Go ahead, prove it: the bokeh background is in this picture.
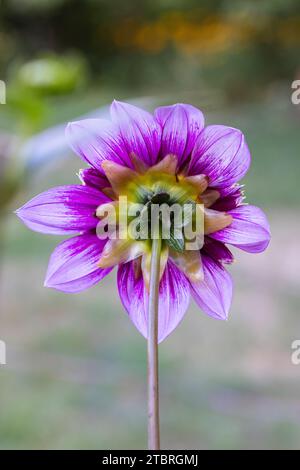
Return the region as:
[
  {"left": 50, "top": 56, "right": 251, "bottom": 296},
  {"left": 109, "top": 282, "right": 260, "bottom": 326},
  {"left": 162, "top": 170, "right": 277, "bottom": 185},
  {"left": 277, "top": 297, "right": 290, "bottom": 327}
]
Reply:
[{"left": 1, "top": 0, "right": 300, "bottom": 450}]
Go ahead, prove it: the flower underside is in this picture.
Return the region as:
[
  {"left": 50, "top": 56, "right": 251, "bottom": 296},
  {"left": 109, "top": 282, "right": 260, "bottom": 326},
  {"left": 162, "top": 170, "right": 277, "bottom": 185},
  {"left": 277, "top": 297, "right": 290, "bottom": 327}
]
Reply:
[
  {"left": 97, "top": 153, "right": 232, "bottom": 288},
  {"left": 15, "top": 100, "right": 271, "bottom": 343}
]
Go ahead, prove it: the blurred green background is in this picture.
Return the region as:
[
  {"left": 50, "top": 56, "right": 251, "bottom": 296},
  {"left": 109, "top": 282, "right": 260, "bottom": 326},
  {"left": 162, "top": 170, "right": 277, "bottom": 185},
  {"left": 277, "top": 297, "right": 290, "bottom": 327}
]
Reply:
[{"left": 1, "top": 0, "right": 300, "bottom": 450}]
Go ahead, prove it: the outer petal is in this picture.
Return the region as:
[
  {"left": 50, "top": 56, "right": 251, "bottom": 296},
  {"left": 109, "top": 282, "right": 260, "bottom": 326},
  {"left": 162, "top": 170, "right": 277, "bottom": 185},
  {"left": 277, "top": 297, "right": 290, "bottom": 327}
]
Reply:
[
  {"left": 98, "top": 239, "right": 146, "bottom": 268},
  {"left": 210, "top": 205, "right": 271, "bottom": 253},
  {"left": 45, "top": 233, "right": 113, "bottom": 293},
  {"left": 117, "top": 260, "right": 190, "bottom": 343},
  {"left": 101, "top": 160, "right": 138, "bottom": 195},
  {"left": 110, "top": 100, "right": 161, "bottom": 166},
  {"left": 15, "top": 185, "right": 109, "bottom": 235},
  {"left": 169, "top": 249, "right": 203, "bottom": 283},
  {"left": 191, "top": 254, "right": 233, "bottom": 320},
  {"left": 188, "top": 125, "right": 251, "bottom": 187},
  {"left": 66, "top": 118, "right": 132, "bottom": 173},
  {"left": 204, "top": 208, "right": 233, "bottom": 235},
  {"left": 155, "top": 103, "right": 204, "bottom": 165}
]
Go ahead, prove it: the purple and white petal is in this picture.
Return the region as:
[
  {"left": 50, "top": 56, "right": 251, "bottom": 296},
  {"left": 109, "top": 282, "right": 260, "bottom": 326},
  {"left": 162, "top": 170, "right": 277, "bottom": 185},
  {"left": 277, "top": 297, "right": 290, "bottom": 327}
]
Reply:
[
  {"left": 211, "top": 185, "right": 244, "bottom": 212},
  {"left": 191, "top": 254, "right": 233, "bottom": 320},
  {"left": 66, "top": 118, "right": 132, "bottom": 173},
  {"left": 210, "top": 205, "right": 271, "bottom": 253},
  {"left": 45, "top": 233, "right": 112, "bottom": 293},
  {"left": 110, "top": 100, "right": 161, "bottom": 166},
  {"left": 155, "top": 103, "right": 204, "bottom": 165},
  {"left": 78, "top": 167, "right": 110, "bottom": 190},
  {"left": 16, "top": 185, "right": 109, "bottom": 235},
  {"left": 202, "top": 237, "right": 234, "bottom": 264},
  {"left": 188, "top": 125, "right": 251, "bottom": 187},
  {"left": 117, "top": 259, "right": 190, "bottom": 343}
]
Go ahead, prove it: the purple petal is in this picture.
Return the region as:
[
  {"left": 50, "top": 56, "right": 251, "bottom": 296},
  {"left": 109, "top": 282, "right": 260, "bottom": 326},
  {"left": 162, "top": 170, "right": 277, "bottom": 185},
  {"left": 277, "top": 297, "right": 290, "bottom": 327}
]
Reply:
[
  {"left": 181, "top": 104, "right": 205, "bottom": 158},
  {"left": 66, "top": 118, "right": 132, "bottom": 173},
  {"left": 45, "top": 233, "right": 113, "bottom": 293},
  {"left": 202, "top": 237, "right": 234, "bottom": 264},
  {"left": 191, "top": 254, "right": 233, "bottom": 320},
  {"left": 188, "top": 125, "right": 251, "bottom": 187},
  {"left": 211, "top": 185, "right": 244, "bottom": 212},
  {"left": 210, "top": 205, "right": 271, "bottom": 253},
  {"left": 155, "top": 103, "right": 204, "bottom": 166},
  {"left": 16, "top": 185, "right": 109, "bottom": 235},
  {"left": 117, "top": 260, "right": 190, "bottom": 343},
  {"left": 110, "top": 100, "right": 161, "bottom": 166},
  {"left": 78, "top": 167, "right": 110, "bottom": 190}
]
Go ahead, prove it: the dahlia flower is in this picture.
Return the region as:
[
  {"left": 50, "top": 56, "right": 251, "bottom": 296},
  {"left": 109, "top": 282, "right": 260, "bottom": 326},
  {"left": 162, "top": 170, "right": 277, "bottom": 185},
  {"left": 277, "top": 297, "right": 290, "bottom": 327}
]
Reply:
[{"left": 16, "top": 101, "right": 270, "bottom": 343}]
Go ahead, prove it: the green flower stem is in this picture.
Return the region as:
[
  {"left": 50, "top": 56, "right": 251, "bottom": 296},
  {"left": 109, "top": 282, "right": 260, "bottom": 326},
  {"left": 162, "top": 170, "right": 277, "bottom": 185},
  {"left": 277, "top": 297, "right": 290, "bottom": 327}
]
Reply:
[{"left": 147, "top": 235, "right": 162, "bottom": 450}]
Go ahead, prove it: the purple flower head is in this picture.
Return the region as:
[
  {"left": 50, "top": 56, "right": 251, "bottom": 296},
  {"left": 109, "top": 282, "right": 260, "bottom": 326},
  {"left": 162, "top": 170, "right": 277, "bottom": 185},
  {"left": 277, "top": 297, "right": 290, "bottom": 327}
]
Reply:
[{"left": 16, "top": 101, "right": 270, "bottom": 342}]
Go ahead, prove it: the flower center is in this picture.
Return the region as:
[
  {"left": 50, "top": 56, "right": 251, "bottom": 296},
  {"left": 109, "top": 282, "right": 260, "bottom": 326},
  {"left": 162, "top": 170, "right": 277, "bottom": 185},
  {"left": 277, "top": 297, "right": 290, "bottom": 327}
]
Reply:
[
  {"left": 124, "top": 180, "right": 200, "bottom": 253},
  {"left": 148, "top": 191, "right": 170, "bottom": 205}
]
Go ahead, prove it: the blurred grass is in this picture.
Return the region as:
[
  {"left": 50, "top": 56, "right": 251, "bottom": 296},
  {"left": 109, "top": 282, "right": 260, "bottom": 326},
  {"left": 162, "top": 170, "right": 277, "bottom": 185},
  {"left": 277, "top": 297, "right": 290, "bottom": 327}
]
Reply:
[{"left": 1, "top": 90, "right": 300, "bottom": 449}]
